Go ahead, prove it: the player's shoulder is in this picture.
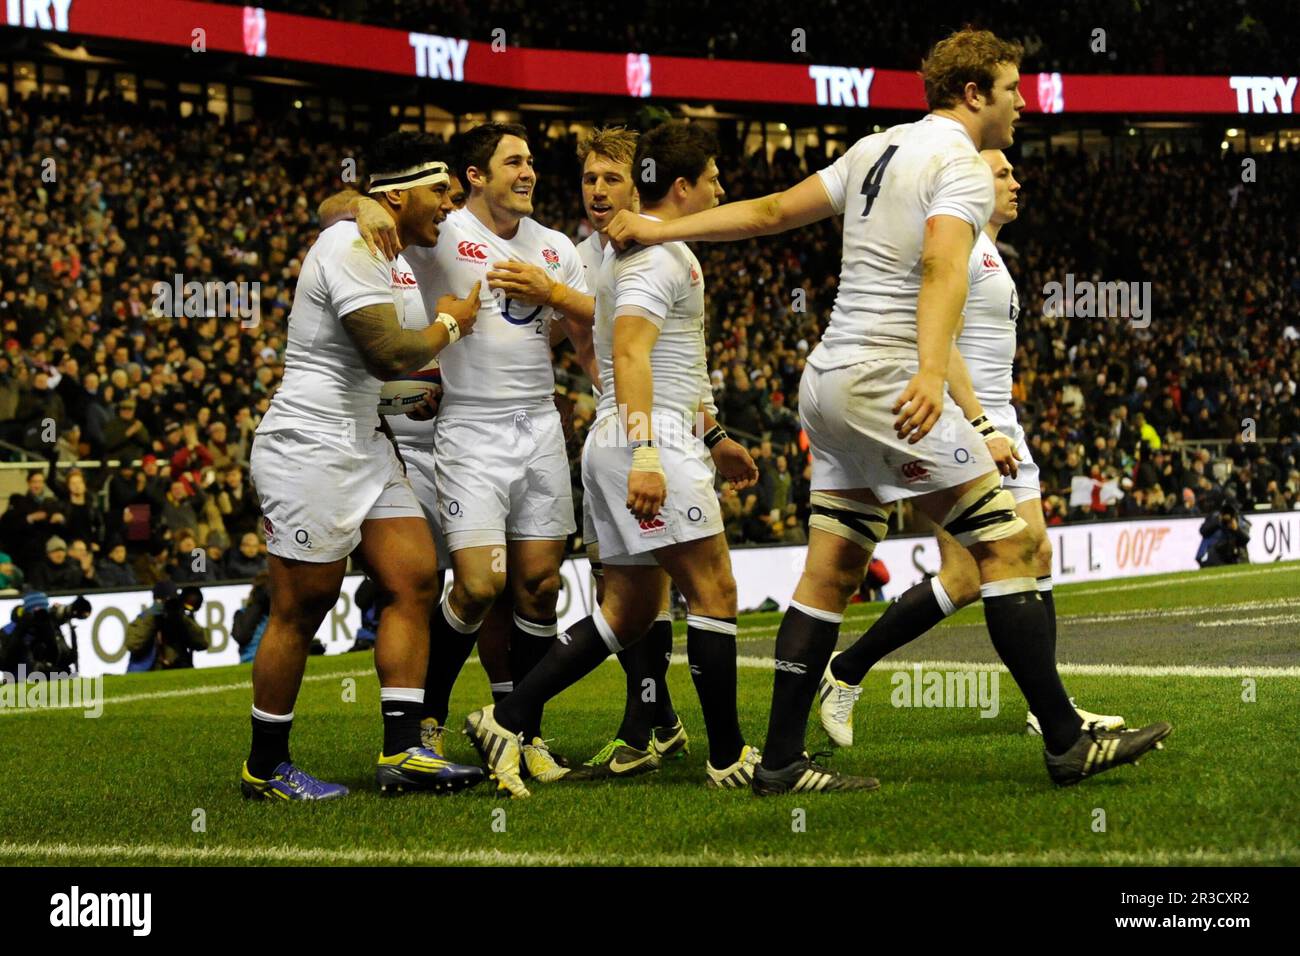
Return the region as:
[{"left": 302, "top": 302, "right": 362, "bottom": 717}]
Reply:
[
  {"left": 316, "top": 219, "right": 364, "bottom": 252},
  {"left": 521, "top": 216, "right": 579, "bottom": 254}
]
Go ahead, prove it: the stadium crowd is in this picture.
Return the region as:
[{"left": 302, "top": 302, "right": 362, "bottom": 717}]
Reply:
[
  {"left": 215, "top": 0, "right": 1298, "bottom": 76},
  {"left": 0, "top": 93, "right": 1296, "bottom": 589}
]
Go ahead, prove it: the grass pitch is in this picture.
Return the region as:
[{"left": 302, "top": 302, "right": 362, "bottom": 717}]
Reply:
[{"left": 3, "top": 561, "right": 1298, "bottom": 866}]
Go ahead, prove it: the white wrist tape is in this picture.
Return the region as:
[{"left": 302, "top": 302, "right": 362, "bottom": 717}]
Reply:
[
  {"left": 631, "top": 446, "right": 664, "bottom": 476},
  {"left": 436, "top": 312, "right": 461, "bottom": 345}
]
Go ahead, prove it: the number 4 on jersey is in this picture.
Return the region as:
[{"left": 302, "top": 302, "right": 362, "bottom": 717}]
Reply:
[{"left": 860, "top": 145, "right": 899, "bottom": 218}]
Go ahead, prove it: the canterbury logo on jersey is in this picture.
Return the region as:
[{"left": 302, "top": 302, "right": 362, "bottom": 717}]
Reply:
[
  {"left": 457, "top": 241, "right": 488, "bottom": 260},
  {"left": 901, "top": 460, "right": 929, "bottom": 482},
  {"left": 638, "top": 515, "right": 667, "bottom": 535},
  {"left": 981, "top": 252, "right": 999, "bottom": 271},
  {"left": 390, "top": 268, "right": 417, "bottom": 287},
  {"left": 774, "top": 659, "right": 807, "bottom": 674}
]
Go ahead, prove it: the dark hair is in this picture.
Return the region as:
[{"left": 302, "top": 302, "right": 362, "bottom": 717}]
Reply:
[
  {"left": 365, "top": 130, "right": 444, "bottom": 184},
  {"left": 455, "top": 122, "right": 529, "bottom": 191},
  {"left": 633, "top": 121, "right": 718, "bottom": 204}
]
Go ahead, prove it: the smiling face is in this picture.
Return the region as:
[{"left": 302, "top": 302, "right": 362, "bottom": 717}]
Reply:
[
  {"left": 470, "top": 134, "right": 535, "bottom": 221},
  {"left": 981, "top": 149, "right": 1020, "bottom": 224},
  {"left": 582, "top": 152, "right": 636, "bottom": 232}
]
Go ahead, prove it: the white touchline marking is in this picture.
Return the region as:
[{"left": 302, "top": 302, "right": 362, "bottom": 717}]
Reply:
[
  {"left": 673, "top": 655, "right": 1300, "bottom": 679},
  {"left": 0, "top": 841, "right": 1291, "bottom": 868},
  {"left": 1197, "top": 614, "right": 1300, "bottom": 628}
]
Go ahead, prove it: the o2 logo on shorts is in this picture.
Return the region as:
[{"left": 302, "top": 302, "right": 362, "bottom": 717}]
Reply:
[
  {"left": 638, "top": 515, "right": 667, "bottom": 536},
  {"left": 954, "top": 447, "right": 972, "bottom": 464},
  {"left": 446, "top": 500, "right": 462, "bottom": 517},
  {"left": 263, "top": 517, "right": 274, "bottom": 539},
  {"left": 687, "top": 506, "right": 703, "bottom": 522},
  {"left": 295, "top": 529, "right": 311, "bottom": 547},
  {"left": 900, "top": 460, "right": 929, "bottom": 483}
]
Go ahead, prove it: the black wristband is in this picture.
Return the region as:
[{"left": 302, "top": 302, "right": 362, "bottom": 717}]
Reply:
[{"left": 703, "top": 425, "right": 727, "bottom": 449}]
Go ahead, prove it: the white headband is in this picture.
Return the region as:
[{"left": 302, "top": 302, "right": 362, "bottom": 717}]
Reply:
[{"left": 367, "top": 160, "right": 450, "bottom": 194}]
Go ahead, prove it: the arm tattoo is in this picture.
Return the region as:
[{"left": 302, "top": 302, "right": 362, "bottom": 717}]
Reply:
[{"left": 341, "top": 304, "right": 438, "bottom": 380}]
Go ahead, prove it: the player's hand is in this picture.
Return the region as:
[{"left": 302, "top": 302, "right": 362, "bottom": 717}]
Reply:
[
  {"left": 892, "top": 369, "right": 945, "bottom": 443},
  {"left": 627, "top": 470, "right": 666, "bottom": 522},
  {"left": 711, "top": 438, "right": 759, "bottom": 490},
  {"left": 436, "top": 280, "right": 482, "bottom": 338},
  {"left": 985, "top": 433, "right": 1022, "bottom": 478},
  {"left": 487, "top": 260, "right": 554, "bottom": 306},
  {"left": 606, "top": 210, "right": 659, "bottom": 252},
  {"left": 407, "top": 386, "right": 441, "bottom": 421},
  {"left": 355, "top": 197, "right": 399, "bottom": 261}
]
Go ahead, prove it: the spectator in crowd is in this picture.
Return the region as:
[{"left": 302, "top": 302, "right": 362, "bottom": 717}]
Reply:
[
  {"left": 101, "top": 398, "right": 151, "bottom": 463},
  {"left": 223, "top": 532, "right": 268, "bottom": 579},
  {"left": 0, "top": 550, "right": 25, "bottom": 591},
  {"left": 97, "top": 539, "right": 139, "bottom": 588},
  {"left": 27, "top": 536, "right": 87, "bottom": 591}
]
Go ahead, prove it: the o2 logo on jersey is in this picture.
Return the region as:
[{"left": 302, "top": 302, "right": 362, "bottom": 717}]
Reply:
[
  {"left": 954, "top": 448, "right": 972, "bottom": 464},
  {"left": 687, "top": 506, "right": 703, "bottom": 522},
  {"left": 493, "top": 288, "right": 544, "bottom": 329},
  {"left": 295, "top": 529, "right": 311, "bottom": 546},
  {"left": 446, "top": 500, "right": 462, "bottom": 517}
]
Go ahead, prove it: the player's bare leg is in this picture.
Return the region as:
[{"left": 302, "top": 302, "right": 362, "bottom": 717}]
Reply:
[
  {"left": 242, "top": 553, "right": 353, "bottom": 800},
  {"left": 358, "top": 515, "right": 485, "bottom": 794}
]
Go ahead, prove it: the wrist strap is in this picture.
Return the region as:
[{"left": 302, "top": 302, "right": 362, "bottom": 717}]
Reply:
[
  {"left": 436, "top": 312, "right": 461, "bottom": 345},
  {"left": 703, "top": 425, "right": 727, "bottom": 449},
  {"left": 969, "top": 414, "right": 995, "bottom": 438},
  {"left": 546, "top": 280, "right": 564, "bottom": 308},
  {"left": 631, "top": 445, "right": 663, "bottom": 475}
]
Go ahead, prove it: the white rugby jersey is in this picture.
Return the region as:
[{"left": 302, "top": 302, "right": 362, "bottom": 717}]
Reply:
[
  {"left": 582, "top": 227, "right": 717, "bottom": 416},
  {"left": 813, "top": 114, "right": 994, "bottom": 367},
  {"left": 404, "top": 206, "right": 587, "bottom": 415},
  {"left": 384, "top": 252, "right": 439, "bottom": 445},
  {"left": 594, "top": 216, "right": 708, "bottom": 423},
  {"left": 958, "top": 231, "right": 1020, "bottom": 409},
  {"left": 257, "top": 221, "right": 397, "bottom": 436}
]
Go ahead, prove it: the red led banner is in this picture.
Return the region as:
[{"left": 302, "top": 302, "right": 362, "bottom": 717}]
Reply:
[{"left": 6, "top": 0, "right": 1294, "bottom": 114}]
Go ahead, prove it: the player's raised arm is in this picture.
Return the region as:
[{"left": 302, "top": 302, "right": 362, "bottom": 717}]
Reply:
[
  {"left": 341, "top": 281, "right": 480, "bottom": 380},
  {"left": 319, "top": 190, "right": 399, "bottom": 260},
  {"left": 606, "top": 171, "right": 836, "bottom": 248}
]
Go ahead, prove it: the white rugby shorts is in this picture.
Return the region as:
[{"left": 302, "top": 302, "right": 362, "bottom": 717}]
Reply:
[
  {"left": 251, "top": 427, "right": 423, "bottom": 563},
  {"left": 801, "top": 358, "right": 996, "bottom": 503},
  {"left": 433, "top": 405, "right": 576, "bottom": 551},
  {"left": 581, "top": 410, "right": 723, "bottom": 565},
  {"left": 984, "top": 404, "right": 1041, "bottom": 503}
]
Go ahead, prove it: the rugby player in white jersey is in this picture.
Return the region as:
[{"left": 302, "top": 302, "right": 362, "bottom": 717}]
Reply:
[
  {"left": 322, "top": 124, "right": 591, "bottom": 785},
  {"left": 466, "top": 122, "right": 763, "bottom": 797},
  {"left": 608, "top": 29, "right": 1171, "bottom": 792},
  {"left": 241, "top": 131, "right": 485, "bottom": 800},
  {"left": 565, "top": 127, "right": 756, "bottom": 778},
  {"left": 818, "top": 148, "right": 1125, "bottom": 744}
]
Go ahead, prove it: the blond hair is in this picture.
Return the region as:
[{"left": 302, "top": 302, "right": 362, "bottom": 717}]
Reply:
[{"left": 577, "top": 126, "right": 638, "bottom": 170}]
